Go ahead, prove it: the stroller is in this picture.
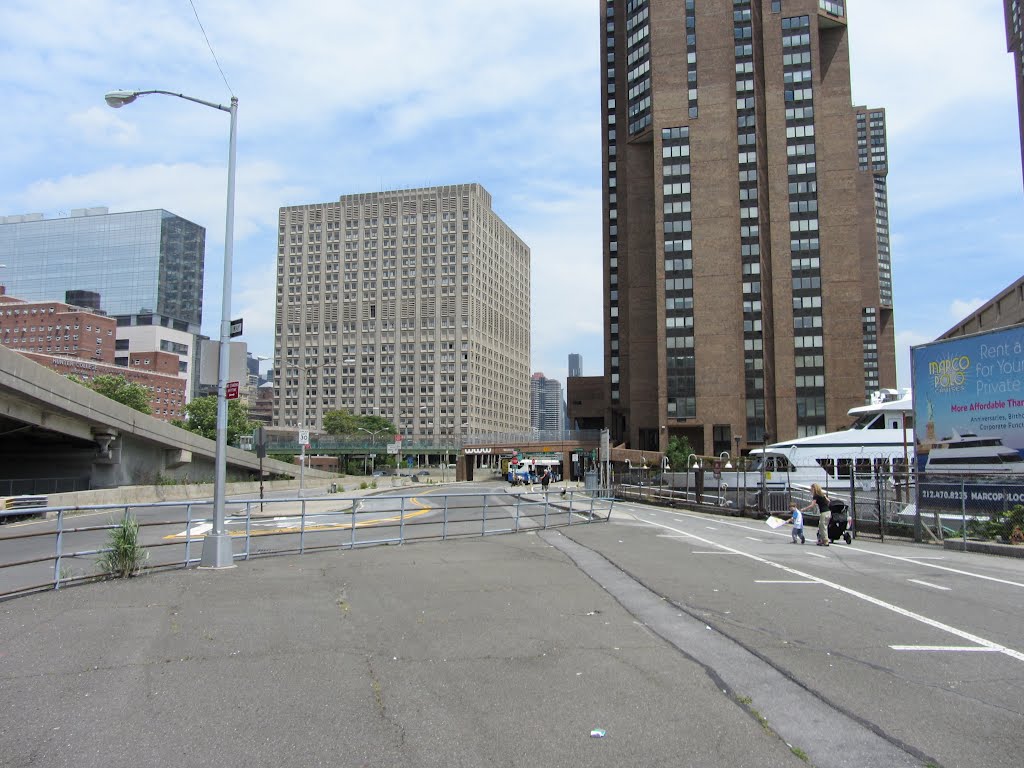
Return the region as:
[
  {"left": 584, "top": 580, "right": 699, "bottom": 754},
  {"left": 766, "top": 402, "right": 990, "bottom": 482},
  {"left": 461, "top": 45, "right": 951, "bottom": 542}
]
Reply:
[{"left": 827, "top": 499, "right": 853, "bottom": 545}]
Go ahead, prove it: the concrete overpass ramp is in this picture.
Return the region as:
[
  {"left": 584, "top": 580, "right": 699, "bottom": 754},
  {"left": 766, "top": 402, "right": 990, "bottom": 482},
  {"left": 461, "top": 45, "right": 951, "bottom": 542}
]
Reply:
[{"left": 0, "top": 346, "right": 322, "bottom": 491}]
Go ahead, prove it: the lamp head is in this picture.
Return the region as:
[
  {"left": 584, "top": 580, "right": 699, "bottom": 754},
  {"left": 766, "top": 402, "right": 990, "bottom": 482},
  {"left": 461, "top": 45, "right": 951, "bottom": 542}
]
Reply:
[{"left": 104, "top": 90, "right": 138, "bottom": 108}]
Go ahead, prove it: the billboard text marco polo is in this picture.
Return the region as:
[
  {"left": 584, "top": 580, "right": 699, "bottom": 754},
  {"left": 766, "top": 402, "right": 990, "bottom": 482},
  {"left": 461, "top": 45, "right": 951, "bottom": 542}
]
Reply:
[{"left": 928, "top": 354, "right": 970, "bottom": 392}]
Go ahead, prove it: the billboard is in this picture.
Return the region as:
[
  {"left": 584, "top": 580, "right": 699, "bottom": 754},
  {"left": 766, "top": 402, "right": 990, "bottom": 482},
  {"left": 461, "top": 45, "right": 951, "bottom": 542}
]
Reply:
[{"left": 911, "top": 325, "right": 1024, "bottom": 474}]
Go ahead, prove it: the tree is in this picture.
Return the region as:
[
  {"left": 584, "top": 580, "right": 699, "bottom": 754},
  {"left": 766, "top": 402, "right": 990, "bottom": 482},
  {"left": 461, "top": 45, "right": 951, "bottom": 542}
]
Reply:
[
  {"left": 68, "top": 374, "right": 152, "bottom": 415},
  {"left": 172, "top": 396, "right": 254, "bottom": 446},
  {"left": 323, "top": 409, "right": 396, "bottom": 438},
  {"left": 665, "top": 435, "right": 695, "bottom": 473},
  {"left": 323, "top": 409, "right": 359, "bottom": 435}
]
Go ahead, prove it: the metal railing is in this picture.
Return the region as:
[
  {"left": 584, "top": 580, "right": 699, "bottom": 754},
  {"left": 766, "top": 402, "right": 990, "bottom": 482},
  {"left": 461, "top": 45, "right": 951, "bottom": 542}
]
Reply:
[
  {"left": 0, "top": 477, "right": 90, "bottom": 496},
  {"left": 0, "top": 489, "right": 614, "bottom": 601}
]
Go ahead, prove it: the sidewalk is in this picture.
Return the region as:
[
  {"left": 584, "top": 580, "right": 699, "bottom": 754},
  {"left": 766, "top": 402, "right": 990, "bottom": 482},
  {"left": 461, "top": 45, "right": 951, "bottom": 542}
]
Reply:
[{"left": 2, "top": 527, "right": 800, "bottom": 768}]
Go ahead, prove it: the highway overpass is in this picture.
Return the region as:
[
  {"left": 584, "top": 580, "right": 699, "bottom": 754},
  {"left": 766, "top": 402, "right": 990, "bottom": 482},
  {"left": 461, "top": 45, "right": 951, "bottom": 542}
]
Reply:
[{"left": 0, "top": 345, "right": 318, "bottom": 494}]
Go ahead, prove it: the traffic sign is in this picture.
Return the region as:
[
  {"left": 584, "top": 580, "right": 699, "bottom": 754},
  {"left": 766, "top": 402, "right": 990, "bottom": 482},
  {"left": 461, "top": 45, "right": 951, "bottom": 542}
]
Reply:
[
  {"left": 230, "top": 318, "right": 244, "bottom": 337},
  {"left": 386, "top": 443, "right": 399, "bottom": 454},
  {"left": 225, "top": 381, "right": 239, "bottom": 399},
  {"left": 298, "top": 429, "right": 310, "bottom": 446}
]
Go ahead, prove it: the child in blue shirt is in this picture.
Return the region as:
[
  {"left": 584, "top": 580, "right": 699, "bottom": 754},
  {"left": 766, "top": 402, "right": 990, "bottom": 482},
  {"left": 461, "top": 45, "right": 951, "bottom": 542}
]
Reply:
[{"left": 788, "top": 503, "right": 805, "bottom": 544}]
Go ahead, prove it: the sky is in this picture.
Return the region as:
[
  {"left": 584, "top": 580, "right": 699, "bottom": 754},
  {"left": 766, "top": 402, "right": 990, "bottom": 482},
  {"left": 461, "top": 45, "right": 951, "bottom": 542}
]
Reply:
[{"left": 1, "top": 0, "right": 1022, "bottom": 395}]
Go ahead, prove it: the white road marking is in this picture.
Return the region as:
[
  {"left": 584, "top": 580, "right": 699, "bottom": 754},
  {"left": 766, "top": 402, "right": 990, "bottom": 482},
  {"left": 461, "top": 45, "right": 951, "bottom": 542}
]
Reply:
[
  {"left": 658, "top": 509, "right": 1024, "bottom": 590},
  {"left": 745, "top": 537, "right": 762, "bottom": 542},
  {"left": 908, "top": 579, "right": 951, "bottom": 591},
  {"left": 632, "top": 514, "right": 1024, "bottom": 663},
  {"left": 656, "top": 534, "right": 690, "bottom": 539},
  {"left": 691, "top": 551, "right": 745, "bottom": 555},
  {"left": 890, "top": 646, "right": 1000, "bottom": 653},
  {"left": 705, "top": 526, "right": 718, "bottom": 530},
  {"left": 755, "top": 580, "right": 818, "bottom": 584},
  {"left": 804, "top": 552, "right": 828, "bottom": 559}
]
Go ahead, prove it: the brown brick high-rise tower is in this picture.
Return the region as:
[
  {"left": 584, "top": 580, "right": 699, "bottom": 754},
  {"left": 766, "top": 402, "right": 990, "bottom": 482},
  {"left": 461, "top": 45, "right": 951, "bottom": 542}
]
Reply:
[{"left": 601, "top": 0, "right": 895, "bottom": 455}]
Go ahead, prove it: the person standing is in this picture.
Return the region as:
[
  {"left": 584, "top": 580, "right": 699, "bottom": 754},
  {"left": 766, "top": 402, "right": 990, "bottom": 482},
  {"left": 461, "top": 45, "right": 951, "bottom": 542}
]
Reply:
[
  {"left": 541, "top": 468, "right": 551, "bottom": 491},
  {"left": 802, "top": 483, "right": 831, "bottom": 546}
]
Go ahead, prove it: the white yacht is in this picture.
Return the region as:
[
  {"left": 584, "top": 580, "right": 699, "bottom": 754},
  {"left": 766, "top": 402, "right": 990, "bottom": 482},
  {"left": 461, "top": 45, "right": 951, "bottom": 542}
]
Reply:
[
  {"left": 924, "top": 430, "right": 1024, "bottom": 474},
  {"left": 740, "top": 389, "right": 914, "bottom": 492}
]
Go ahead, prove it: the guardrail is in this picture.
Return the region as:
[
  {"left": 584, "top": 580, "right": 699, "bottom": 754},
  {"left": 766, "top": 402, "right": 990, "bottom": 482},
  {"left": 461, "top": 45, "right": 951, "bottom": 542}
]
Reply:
[{"left": 0, "top": 488, "right": 615, "bottom": 601}]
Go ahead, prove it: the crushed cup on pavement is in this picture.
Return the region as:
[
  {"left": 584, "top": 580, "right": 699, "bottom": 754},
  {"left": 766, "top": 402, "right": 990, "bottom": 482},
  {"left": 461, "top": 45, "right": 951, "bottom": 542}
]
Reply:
[{"left": 590, "top": 728, "right": 606, "bottom": 738}]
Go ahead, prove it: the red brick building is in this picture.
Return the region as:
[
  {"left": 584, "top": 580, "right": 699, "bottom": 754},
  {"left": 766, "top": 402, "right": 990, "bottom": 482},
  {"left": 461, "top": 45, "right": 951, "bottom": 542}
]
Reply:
[{"left": 0, "top": 290, "right": 186, "bottom": 421}]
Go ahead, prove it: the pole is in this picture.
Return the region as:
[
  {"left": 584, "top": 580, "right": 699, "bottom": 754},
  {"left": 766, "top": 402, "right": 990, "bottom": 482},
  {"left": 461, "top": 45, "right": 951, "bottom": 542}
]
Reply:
[
  {"left": 299, "top": 433, "right": 305, "bottom": 495},
  {"left": 201, "top": 96, "right": 238, "bottom": 568}
]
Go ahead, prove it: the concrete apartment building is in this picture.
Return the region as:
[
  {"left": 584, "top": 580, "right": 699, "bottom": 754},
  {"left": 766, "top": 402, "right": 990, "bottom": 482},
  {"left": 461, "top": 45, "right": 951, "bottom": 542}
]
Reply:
[
  {"left": 1007, "top": 0, "right": 1024, "bottom": 185},
  {"left": 600, "top": 0, "right": 895, "bottom": 456},
  {"left": 273, "top": 184, "right": 530, "bottom": 439},
  {"left": 0, "top": 207, "right": 206, "bottom": 401},
  {"left": 0, "top": 291, "right": 187, "bottom": 420}
]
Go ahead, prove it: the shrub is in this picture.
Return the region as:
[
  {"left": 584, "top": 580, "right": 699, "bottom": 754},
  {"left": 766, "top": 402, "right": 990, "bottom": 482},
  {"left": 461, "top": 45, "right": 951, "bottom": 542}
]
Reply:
[
  {"left": 966, "top": 503, "right": 1024, "bottom": 542},
  {"left": 97, "top": 514, "right": 148, "bottom": 578}
]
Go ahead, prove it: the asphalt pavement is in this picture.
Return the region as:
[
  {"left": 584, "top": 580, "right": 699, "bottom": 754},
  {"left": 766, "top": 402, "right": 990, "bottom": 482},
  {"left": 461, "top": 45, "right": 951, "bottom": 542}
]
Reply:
[{"left": 4, "top": 491, "right": 1017, "bottom": 767}]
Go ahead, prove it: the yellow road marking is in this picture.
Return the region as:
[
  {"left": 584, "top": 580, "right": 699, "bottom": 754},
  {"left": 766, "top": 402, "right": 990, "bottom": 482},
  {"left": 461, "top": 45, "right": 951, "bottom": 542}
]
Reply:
[{"left": 162, "top": 497, "right": 433, "bottom": 539}]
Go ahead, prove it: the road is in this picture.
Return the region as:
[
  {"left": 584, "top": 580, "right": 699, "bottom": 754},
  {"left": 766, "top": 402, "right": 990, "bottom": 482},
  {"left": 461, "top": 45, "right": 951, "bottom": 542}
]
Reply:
[
  {"left": 556, "top": 499, "right": 1024, "bottom": 768},
  {"left": 0, "top": 481, "right": 599, "bottom": 596},
  {"left": 3, "top": 486, "right": 1021, "bottom": 766}
]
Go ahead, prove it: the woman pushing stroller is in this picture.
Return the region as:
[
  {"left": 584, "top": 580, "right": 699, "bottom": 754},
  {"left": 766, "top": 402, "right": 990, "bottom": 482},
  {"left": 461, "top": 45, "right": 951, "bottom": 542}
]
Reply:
[{"left": 801, "top": 482, "right": 832, "bottom": 547}]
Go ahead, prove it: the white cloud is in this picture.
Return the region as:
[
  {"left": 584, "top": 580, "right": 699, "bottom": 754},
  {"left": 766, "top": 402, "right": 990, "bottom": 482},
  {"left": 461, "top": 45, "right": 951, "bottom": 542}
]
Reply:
[
  {"left": 1, "top": 0, "right": 1021, "bottom": 408},
  {"left": 66, "top": 107, "right": 139, "bottom": 146},
  {"left": 950, "top": 297, "right": 986, "bottom": 321},
  {"left": 894, "top": 329, "right": 934, "bottom": 390}
]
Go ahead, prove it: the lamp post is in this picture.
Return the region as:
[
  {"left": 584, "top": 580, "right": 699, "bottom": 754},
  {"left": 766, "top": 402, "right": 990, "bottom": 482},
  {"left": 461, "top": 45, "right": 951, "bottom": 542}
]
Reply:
[
  {"left": 106, "top": 88, "right": 238, "bottom": 569},
  {"left": 357, "top": 427, "right": 384, "bottom": 475}
]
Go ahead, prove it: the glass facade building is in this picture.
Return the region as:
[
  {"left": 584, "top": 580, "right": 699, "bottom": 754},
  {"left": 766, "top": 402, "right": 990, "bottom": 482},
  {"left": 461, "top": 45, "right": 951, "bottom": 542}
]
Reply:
[{"left": 0, "top": 208, "right": 205, "bottom": 332}]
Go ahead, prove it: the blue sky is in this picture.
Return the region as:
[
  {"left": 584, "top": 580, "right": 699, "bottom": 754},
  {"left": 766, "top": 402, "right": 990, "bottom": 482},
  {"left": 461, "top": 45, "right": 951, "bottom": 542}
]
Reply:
[{"left": 1, "top": 0, "right": 1021, "bottom": 395}]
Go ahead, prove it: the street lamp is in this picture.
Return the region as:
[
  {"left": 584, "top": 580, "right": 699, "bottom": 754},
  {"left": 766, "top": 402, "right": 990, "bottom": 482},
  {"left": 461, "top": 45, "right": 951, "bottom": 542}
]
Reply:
[
  {"left": 357, "top": 427, "right": 385, "bottom": 475},
  {"left": 106, "top": 88, "right": 238, "bottom": 569}
]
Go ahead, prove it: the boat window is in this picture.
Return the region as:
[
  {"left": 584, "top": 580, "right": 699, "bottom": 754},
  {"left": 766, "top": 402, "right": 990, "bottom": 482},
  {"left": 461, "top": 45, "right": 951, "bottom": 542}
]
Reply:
[
  {"left": 837, "top": 458, "right": 851, "bottom": 478},
  {"left": 816, "top": 457, "right": 836, "bottom": 476},
  {"left": 850, "top": 413, "right": 878, "bottom": 430}
]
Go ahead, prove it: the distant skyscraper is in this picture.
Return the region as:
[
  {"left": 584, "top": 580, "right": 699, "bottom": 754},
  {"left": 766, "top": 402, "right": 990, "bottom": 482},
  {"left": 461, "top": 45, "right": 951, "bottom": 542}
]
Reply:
[
  {"left": 274, "top": 184, "right": 531, "bottom": 437},
  {"left": 601, "top": 0, "right": 895, "bottom": 455},
  {"left": 1007, "top": 0, "right": 1024, "bottom": 185},
  {"left": 568, "top": 353, "right": 582, "bottom": 378},
  {"left": 531, "top": 372, "right": 564, "bottom": 432},
  {"left": 0, "top": 207, "right": 206, "bottom": 399}
]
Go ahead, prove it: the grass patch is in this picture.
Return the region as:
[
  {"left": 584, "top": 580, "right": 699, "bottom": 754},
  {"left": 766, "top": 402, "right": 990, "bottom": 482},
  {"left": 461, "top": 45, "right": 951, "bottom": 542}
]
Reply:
[{"left": 97, "top": 513, "right": 148, "bottom": 578}]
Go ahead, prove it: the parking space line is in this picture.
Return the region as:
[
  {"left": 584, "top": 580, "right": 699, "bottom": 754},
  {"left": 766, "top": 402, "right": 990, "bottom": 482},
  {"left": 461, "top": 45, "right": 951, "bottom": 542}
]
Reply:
[
  {"left": 691, "top": 551, "right": 745, "bottom": 555},
  {"left": 890, "top": 646, "right": 999, "bottom": 653},
  {"left": 632, "top": 514, "right": 1024, "bottom": 664},
  {"left": 660, "top": 509, "right": 1024, "bottom": 590},
  {"left": 908, "top": 579, "right": 951, "bottom": 591}
]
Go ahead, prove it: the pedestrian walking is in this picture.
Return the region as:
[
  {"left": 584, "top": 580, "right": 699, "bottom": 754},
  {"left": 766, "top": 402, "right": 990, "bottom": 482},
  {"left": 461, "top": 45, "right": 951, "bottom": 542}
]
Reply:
[
  {"left": 801, "top": 482, "right": 831, "bottom": 546},
  {"left": 541, "top": 468, "right": 551, "bottom": 491},
  {"left": 787, "top": 503, "right": 805, "bottom": 544}
]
